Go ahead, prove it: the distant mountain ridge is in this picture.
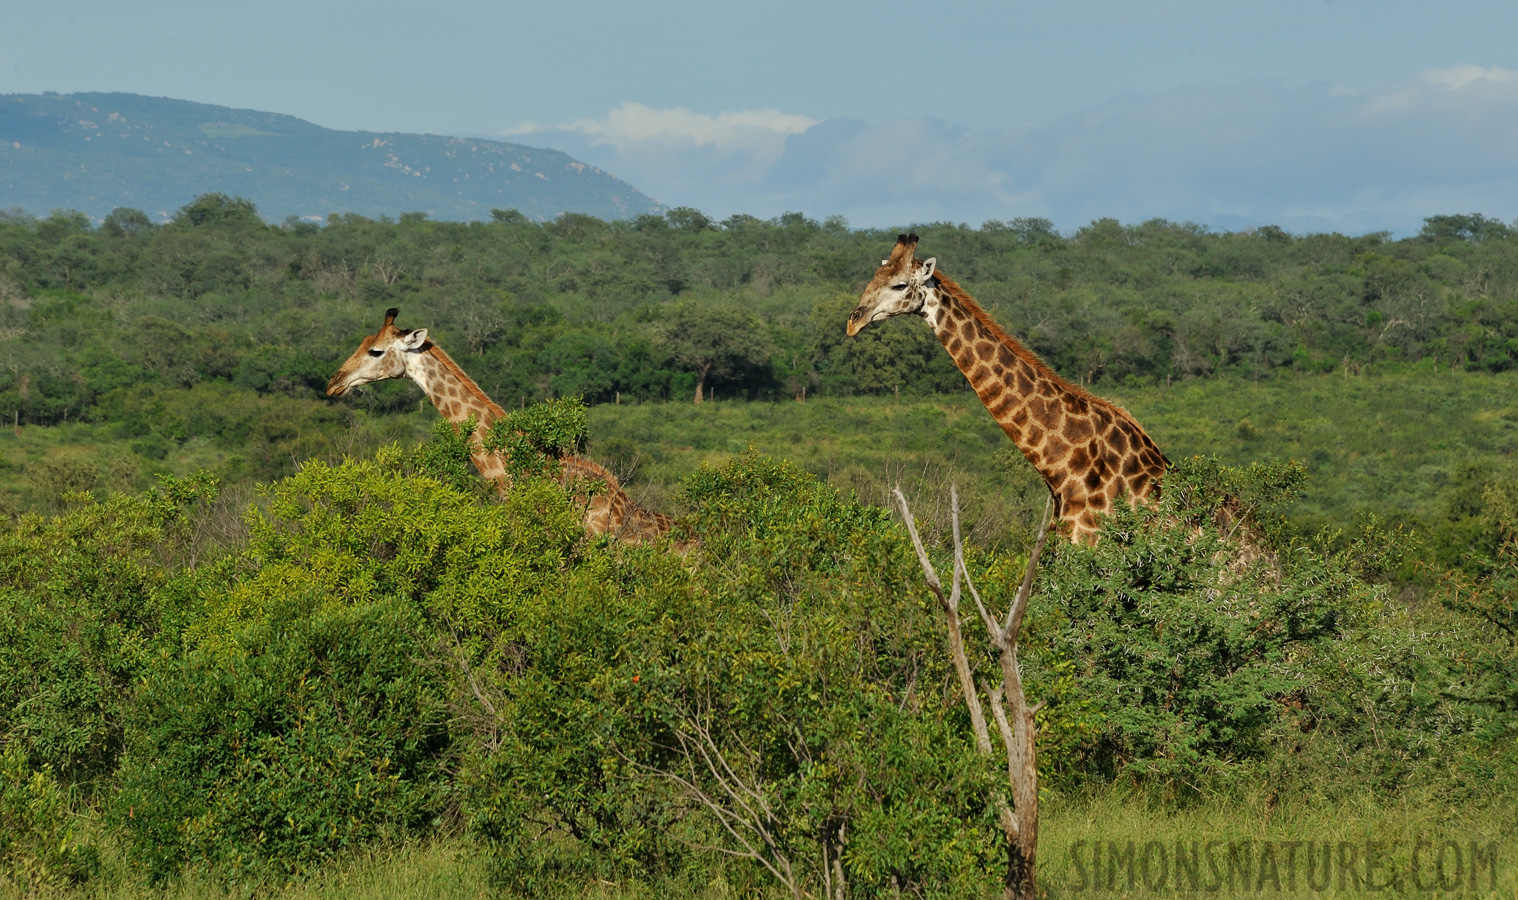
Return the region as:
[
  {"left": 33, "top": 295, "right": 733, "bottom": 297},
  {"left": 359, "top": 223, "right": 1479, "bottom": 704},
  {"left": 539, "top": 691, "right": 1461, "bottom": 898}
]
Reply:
[{"left": 0, "top": 92, "right": 663, "bottom": 222}]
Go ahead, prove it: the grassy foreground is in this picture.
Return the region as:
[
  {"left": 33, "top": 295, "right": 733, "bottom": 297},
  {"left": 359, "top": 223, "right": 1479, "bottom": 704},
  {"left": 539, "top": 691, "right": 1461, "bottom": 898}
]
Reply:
[
  {"left": 1037, "top": 789, "right": 1517, "bottom": 898},
  {"left": 19, "top": 789, "right": 1512, "bottom": 899},
  {"left": 1, "top": 837, "right": 488, "bottom": 900}
]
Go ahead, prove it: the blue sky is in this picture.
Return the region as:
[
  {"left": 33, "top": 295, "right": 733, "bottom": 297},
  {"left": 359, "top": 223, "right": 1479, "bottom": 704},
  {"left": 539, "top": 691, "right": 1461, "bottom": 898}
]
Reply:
[{"left": 6, "top": 0, "right": 1518, "bottom": 234}]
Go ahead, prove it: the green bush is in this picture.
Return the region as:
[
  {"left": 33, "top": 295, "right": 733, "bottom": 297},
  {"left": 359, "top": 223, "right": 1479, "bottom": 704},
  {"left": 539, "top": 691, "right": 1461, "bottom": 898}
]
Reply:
[
  {"left": 1018, "top": 455, "right": 1518, "bottom": 803},
  {"left": 1284, "top": 468, "right": 1518, "bottom": 796},
  {"left": 195, "top": 442, "right": 582, "bottom": 646},
  {"left": 115, "top": 596, "right": 452, "bottom": 883},
  {"left": 467, "top": 453, "right": 1028, "bottom": 899},
  {"left": 104, "top": 406, "right": 614, "bottom": 885},
  {"left": 0, "top": 474, "right": 218, "bottom": 790},
  {"left": 0, "top": 742, "right": 98, "bottom": 892},
  {"left": 1028, "top": 457, "right": 1374, "bottom": 782},
  {"left": 466, "top": 451, "right": 1438, "bottom": 895},
  {"left": 6, "top": 395, "right": 1515, "bottom": 895}
]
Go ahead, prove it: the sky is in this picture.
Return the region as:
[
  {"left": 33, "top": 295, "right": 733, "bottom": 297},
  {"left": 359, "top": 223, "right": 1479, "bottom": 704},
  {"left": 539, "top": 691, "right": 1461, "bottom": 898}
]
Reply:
[{"left": 5, "top": 0, "right": 1518, "bottom": 234}]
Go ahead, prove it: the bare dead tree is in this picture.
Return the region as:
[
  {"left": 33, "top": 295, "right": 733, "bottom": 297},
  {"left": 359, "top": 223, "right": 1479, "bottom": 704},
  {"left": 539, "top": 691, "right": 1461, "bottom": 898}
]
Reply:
[{"left": 893, "top": 485, "right": 1053, "bottom": 900}]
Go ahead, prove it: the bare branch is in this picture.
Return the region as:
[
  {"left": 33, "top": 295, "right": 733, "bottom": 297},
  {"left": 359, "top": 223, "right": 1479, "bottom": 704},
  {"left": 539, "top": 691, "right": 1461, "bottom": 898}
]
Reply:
[
  {"left": 896, "top": 484, "right": 992, "bottom": 754},
  {"left": 893, "top": 486, "right": 944, "bottom": 602},
  {"left": 949, "top": 485, "right": 964, "bottom": 611},
  {"left": 985, "top": 681, "right": 1020, "bottom": 840},
  {"left": 631, "top": 714, "right": 801, "bottom": 899},
  {"left": 901, "top": 483, "right": 1051, "bottom": 900},
  {"left": 1003, "top": 497, "right": 1055, "bottom": 639},
  {"left": 445, "top": 622, "right": 501, "bottom": 751}
]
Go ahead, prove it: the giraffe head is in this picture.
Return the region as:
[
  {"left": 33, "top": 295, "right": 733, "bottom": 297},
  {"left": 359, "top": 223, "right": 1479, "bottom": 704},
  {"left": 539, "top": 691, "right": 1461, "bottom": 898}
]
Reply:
[
  {"left": 845, "top": 233, "right": 937, "bottom": 336},
  {"left": 326, "top": 307, "right": 430, "bottom": 396}
]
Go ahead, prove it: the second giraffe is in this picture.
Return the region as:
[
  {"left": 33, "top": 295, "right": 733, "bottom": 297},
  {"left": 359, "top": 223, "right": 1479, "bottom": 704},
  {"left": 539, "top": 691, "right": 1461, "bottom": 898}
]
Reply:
[
  {"left": 847, "top": 233, "right": 1169, "bottom": 544},
  {"left": 327, "top": 308, "right": 673, "bottom": 544}
]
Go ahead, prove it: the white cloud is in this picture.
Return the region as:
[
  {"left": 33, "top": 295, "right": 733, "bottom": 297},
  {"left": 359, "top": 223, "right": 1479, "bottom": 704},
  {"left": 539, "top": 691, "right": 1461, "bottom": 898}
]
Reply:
[
  {"left": 1365, "top": 64, "right": 1518, "bottom": 114},
  {"left": 502, "top": 104, "right": 823, "bottom": 212},
  {"left": 505, "top": 72, "right": 1518, "bottom": 234},
  {"left": 1423, "top": 64, "right": 1518, "bottom": 90},
  {"left": 563, "top": 103, "right": 817, "bottom": 149},
  {"left": 507, "top": 103, "right": 816, "bottom": 150}
]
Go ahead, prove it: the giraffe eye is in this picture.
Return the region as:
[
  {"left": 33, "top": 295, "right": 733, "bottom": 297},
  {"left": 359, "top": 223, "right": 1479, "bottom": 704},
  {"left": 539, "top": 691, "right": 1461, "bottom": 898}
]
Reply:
[
  {"left": 892, "top": 283, "right": 908, "bottom": 291},
  {"left": 368, "top": 348, "right": 385, "bottom": 357}
]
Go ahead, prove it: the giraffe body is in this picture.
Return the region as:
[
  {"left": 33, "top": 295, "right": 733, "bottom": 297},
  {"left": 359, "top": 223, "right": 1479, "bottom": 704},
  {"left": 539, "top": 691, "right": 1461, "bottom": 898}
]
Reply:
[
  {"left": 847, "top": 235, "right": 1168, "bottom": 544},
  {"left": 327, "top": 308, "right": 672, "bottom": 543}
]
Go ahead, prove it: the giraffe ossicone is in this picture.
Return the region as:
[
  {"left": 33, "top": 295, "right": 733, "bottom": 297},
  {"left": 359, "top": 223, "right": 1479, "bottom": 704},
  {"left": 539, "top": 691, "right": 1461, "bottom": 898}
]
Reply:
[
  {"left": 327, "top": 307, "right": 673, "bottom": 543},
  {"left": 847, "top": 234, "right": 1169, "bottom": 544}
]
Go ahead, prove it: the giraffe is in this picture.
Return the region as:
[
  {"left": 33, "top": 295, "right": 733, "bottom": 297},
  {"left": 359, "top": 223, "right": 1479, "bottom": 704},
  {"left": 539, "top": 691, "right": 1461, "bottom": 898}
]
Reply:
[
  {"left": 326, "top": 308, "right": 673, "bottom": 543},
  {"left": 846, "top": 234, "right": 1168, "bottom": 544}
]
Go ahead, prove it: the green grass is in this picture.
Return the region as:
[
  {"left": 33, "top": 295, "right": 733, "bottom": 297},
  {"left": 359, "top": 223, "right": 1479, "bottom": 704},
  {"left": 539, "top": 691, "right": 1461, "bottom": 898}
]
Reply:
[
  {"left": 1, "top": 836, "right": 490, "bottom": 900},
  {"left": 1038, "top": 786, "right": 1517, "bottom": 898},
  {"left": 1116, "top": 366, "right": 1518, "bottom": 533},
  {"left": 24, "top": 792, "right": 1512, "bottom": 899},
  {"left": 589, "top": 367, "right": 1518, "bottom": 550}
]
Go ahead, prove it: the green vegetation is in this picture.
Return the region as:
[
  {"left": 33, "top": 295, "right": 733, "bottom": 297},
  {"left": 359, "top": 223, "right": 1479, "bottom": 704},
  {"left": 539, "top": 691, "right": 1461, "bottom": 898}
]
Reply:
[
  {"left": 3, "top": 196, "right": 1517, "bottom": 578},
  {"left": 582, "top": 370, "right": 1518, "bottom": 587},
  {"left": 4, "top": 201, "right": 1518, "bottom": 895},
  {"left": 2, "top": 402, "right": 1516, "bottom": 897}
]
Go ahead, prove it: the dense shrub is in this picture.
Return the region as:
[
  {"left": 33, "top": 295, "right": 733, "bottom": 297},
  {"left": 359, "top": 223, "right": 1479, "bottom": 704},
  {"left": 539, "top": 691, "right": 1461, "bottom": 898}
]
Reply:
[
  {"left": 458, "top": 449, "right": 1518, "bottom": 896},
  {"left": 4, "top": 397, "right": 1518, "bottom": 893},
  {"left": 0, "top": 474, "right": 218, "bottom": 789},
  {"left": 114, "top": 596, "right": 452, "bottom": 883},
  {"left": 193, "top": 441, "right": 582, "bottom": 647},
  {"left": 0, "top": 742, "right": 98, "bottom": 892},
  {"left": 1027, "top": 457, "right": 1518, "bottom": 799},
  {"left": 464, "top": 453, "right": 1019, "bottom": 898},
  {"left": 1030, "top": 458, "right": 1367, "bottom": 780}
]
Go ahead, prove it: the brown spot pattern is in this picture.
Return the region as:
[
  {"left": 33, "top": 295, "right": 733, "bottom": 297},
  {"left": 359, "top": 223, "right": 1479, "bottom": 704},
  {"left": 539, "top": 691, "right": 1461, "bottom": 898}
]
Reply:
[{"left": 913, "top": 266, "right": 1168, "bottom": 544}]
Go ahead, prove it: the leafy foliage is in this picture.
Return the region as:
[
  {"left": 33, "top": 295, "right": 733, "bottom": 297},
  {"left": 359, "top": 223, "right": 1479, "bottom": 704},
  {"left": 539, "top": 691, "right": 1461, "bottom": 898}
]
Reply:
[
  {"left": 1030, "top": 458, "right": 1359, "bottom": 780},
  {"left": 0, "top": 474, "right": 219, "bottom": 789},
  {"left": 481, "top": 394, "right": 591, "bottom": 475},
  {"left": 466, "top": 453, "right": 1013, "bottom": 898},
  {"left": 0, "top": 395, "right": 1517, "bottom": 894},
  {"left": 115, "top": 597, "right": 452, "bottom": 883},
  {"left": 0, "top": 742, "right": 99, "bottom": 892}
]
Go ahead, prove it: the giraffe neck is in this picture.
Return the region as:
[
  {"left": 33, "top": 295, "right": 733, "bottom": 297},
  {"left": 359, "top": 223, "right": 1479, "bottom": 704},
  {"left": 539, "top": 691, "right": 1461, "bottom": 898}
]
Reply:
[
  {"left": 920, "top": 273, "right": 1167, "bottom": 541},
  {"left": 402, "top": 344, "right": 508, "bottom": 481},
  {"left": 386, "top": 336, "right": 672, "bottom": 544},
  {"left": 922, "top": 275, "right": 1086, "bottom": 486}
]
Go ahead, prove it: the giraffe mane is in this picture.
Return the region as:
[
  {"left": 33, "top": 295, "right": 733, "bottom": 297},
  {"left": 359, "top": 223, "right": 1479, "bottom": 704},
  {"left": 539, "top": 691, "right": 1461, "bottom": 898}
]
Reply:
[
  {"left": 930, "top": 270, "right": 1102, "bottom": 406},
  {"left": 423, "top": 342, "right": 508, "bottom": 419}
]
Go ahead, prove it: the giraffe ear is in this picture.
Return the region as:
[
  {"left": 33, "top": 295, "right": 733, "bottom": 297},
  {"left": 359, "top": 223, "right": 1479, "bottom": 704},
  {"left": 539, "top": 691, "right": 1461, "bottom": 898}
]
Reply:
[
  {"left": 398, "top": 328, "right": 429, "bottom": 351},
  {"left": 918, "top": 257, "right": 937, "bottom": 282}
]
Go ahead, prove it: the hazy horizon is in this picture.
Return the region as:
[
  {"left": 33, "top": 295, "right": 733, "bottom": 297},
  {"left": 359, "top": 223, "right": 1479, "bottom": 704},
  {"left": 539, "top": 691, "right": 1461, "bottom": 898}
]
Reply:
[{"left": 6, "top": 2, "right": 1518, "bottom": 236}]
